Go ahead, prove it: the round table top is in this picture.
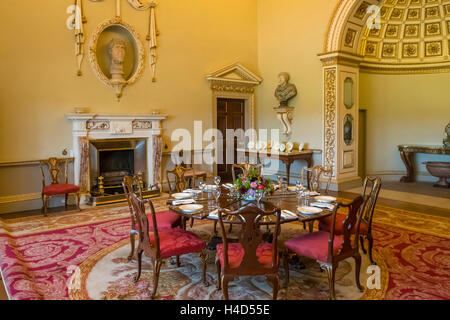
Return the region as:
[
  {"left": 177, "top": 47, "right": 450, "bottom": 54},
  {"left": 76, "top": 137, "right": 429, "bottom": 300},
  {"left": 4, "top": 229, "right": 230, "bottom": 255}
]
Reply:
[{"left": 168, "top": 187, "right": 335, "bottom": 225}]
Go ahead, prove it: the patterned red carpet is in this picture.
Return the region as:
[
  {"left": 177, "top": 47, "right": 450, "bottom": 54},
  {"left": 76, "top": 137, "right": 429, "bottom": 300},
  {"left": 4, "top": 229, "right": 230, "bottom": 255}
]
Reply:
[{"left": 0, "top": 198, "right": 449, "bottom": 300}]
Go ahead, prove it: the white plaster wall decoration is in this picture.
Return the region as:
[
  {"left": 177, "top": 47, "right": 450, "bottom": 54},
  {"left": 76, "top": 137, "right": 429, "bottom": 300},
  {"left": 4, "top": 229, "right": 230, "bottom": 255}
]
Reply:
[
  {"left": 89, "top": 17, "right": 146, "bottom": 100},
  {"left": 126, "top": 1, "right": 159, "bottom": 82},
  {"left": 66, "top": 0, "right": 87, "bottom": 76}
]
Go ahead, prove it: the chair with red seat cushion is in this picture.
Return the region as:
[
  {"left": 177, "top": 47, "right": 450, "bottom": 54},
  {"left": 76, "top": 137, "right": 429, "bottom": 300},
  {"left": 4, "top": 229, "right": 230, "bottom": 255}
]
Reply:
[
  {"left": 283, "top": 196, "right": 368, "bottom": 300},
  {"left": 123, "top": 176, "right": 181, "bottom": 261},
  {"left": 216, "top": 204, "right": 281, "bottom": 300},
  {"left": 129, "top": 191, "right": 207, "bottom": 299},
  {"left": 40, "top": 158, "right": 81, "bottom": 216},
  {"left": 318, "top": 177, "right": 381, "bottom": 264}
]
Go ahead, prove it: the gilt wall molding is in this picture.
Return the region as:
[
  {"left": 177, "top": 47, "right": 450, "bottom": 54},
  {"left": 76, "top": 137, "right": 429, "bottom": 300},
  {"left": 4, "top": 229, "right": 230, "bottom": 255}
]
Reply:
[{"left": 323, "top": 67, "right": 337, "bottom": 178}]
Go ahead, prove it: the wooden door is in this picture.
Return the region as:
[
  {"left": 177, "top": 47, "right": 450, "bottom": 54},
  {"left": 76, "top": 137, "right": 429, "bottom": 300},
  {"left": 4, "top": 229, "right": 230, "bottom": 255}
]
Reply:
[{"left": 217, "top": 98, "right": 245, "bottom": 182}]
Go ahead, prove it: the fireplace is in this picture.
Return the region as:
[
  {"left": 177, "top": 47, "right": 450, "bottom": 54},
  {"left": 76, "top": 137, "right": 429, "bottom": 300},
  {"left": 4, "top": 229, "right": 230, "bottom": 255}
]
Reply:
[
  {"left": 66, "top": 113, "right": 167, "bottom": 206},
  {"left": 89, "top": 139, "right": 147, "bottom": 196}
]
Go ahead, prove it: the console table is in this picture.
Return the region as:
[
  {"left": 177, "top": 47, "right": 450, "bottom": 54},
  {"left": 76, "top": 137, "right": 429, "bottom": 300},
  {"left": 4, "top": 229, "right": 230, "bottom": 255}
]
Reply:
[
  {"left": 398, "top": 145, "right": 450, "bottom": 182},
  {"left": 239, "top": 149, "right": 313, "bottom": 185}
]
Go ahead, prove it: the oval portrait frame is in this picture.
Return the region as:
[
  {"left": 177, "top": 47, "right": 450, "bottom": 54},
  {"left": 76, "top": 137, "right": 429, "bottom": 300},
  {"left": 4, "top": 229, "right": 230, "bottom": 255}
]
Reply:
[{"left": 89, "top": 17, "right": 145, "bottom": 98}]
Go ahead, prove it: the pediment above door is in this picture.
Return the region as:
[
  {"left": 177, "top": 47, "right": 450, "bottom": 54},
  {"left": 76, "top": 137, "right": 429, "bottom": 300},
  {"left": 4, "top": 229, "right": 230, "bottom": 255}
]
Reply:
[{"left": 206, "top": 63, "right": 262, "bottom": 92}]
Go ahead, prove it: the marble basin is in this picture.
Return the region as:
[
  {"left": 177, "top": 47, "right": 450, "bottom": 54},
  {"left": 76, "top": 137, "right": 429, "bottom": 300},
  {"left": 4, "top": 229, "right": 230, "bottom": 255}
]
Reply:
[{"left": 424, "top": 162, "right": 450, "bottom": 188}]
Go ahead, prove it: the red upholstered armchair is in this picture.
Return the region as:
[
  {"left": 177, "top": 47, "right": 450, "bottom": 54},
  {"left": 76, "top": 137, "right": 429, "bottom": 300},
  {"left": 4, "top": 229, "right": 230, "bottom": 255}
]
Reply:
[
  {"left": 129, "top": 191, "right": 207, "bottom": 299},
  {"left": 283, "top": 196, "right": 367, "bottom": 300},
  {"left": 40, "top": 158, "right": 81, "bottom": 216}
]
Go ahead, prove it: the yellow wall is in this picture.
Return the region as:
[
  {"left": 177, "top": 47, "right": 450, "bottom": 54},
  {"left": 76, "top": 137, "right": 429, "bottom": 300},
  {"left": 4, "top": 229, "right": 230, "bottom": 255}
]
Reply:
[
  {"left": 360, "top": 72, "right": 450, "bottom": 177},
  {"left": 256, "top": 0, "right": 339, "bottom": 149},
  {"left": 0, "top": 0, "right": 258, "bottom": 162}
]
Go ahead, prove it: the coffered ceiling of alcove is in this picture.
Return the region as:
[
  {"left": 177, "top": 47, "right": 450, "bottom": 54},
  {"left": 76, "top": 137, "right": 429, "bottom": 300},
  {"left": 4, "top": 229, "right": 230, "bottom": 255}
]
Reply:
[{"left": 341, "top": 0, "right": 450, "bottom": 72}]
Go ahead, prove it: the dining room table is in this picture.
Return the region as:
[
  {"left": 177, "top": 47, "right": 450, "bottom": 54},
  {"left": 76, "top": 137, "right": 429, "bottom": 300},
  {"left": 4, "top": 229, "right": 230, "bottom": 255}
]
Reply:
[
  {"left": 167, "top": 185, "right": 336, "bottom": 230},
  {"left": 167, "top": 184, "right": 338, "bottom": 269}
]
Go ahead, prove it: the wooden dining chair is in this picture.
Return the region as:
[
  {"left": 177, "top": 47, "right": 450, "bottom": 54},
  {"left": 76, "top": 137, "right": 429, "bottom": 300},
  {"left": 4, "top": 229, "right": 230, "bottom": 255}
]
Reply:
[
  {"left": 302, "top": 165, "right": 333, "bottom": 194},
  {"left": 129, "top": 191, "right": 208, "bottom": 299},
  {"left": 231, "top": 162, "right": 262, "bottom": 182},
  {"left": 216, "top": 204, "right": 281, "bottom": 300},
  {"left": 166, "top": 166, "right": 193, "bottom": 195},
  {"left": 122, "top": 175, "right": 181, "bottom": 261},
  {"left": 318, "top": 176, "right": 382, "bottom": 264},
  {"left": 40, "top": 157, "right": 81, "bottom": 216},
  {"left": 301, "top": 165, "right": 333, "bottom": 232},
  {"left": 283, "top": 196, "right": 367, "bottom": 300},
  {"left": 176, "top": 150, "right": 207, "bottom": 188}
]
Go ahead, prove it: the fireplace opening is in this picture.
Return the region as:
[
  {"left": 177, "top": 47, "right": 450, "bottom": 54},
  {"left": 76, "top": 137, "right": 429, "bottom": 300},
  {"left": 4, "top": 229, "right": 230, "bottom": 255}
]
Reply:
[
  {"left": 89, "top": 139, "right": 147, "bottom": 196},
  {"left": 99, "top": 149, "right": 134, "bottom": 187}
]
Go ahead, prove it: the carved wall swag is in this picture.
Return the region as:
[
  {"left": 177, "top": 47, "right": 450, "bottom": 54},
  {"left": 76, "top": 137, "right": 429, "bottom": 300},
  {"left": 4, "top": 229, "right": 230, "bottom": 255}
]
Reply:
[{"left": 67, "top": 0, "right": 159, "bottom": 99}]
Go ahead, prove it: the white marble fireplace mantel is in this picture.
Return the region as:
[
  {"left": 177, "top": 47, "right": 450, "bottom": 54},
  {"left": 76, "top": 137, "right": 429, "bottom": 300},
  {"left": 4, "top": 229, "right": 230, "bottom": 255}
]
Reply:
[{"left": 66, "top": 113, "right": 167, "bottom": 195}]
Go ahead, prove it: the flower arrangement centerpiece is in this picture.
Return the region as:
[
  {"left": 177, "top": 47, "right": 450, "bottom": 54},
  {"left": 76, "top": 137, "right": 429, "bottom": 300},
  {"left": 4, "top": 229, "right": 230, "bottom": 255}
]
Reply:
[{"left": 233, "top": 169, "right": 275, "bottom": 201}]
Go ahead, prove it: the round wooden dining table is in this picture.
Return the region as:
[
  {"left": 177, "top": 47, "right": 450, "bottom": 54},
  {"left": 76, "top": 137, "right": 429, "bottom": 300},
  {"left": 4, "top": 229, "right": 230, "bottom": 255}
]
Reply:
[{"left": 168, "top": 186, "right": 334, "bottom": 227}]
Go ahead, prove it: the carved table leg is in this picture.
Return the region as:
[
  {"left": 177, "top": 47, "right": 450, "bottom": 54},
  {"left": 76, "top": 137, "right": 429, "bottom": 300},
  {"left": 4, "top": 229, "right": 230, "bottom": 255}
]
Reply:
[
  {"left": 282, "top": 159, "right": 293, "bottom": 185},
  {"left": 400, "top": 151, "right": 415, "bottom": 183}
]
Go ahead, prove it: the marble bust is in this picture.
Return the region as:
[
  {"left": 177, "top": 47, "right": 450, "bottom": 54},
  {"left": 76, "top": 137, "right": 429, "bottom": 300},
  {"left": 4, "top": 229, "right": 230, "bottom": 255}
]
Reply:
[
  {"left": 108, "top": 38, "right": 126, "bottom": 84},
  {"left": 274, "top": 72, "right": 297, "bottom": 107}
]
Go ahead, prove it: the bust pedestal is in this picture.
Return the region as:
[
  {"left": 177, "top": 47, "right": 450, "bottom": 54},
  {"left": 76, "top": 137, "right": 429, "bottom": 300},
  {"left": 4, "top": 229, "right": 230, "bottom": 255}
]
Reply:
[{"left": 274, "top": 106, "right": 295, "bottom": 137}]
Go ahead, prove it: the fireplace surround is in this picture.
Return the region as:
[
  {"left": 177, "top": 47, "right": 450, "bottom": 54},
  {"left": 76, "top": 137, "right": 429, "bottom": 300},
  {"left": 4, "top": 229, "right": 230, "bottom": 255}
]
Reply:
[{"left": 67, "top": 113, "right": 167, "bottom": 205}]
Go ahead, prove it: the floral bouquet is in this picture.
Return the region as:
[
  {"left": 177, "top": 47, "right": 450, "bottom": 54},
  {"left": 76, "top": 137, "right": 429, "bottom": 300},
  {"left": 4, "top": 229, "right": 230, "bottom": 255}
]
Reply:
[{"left": 233, "top": 169, "right": 275, "bottom": 200}]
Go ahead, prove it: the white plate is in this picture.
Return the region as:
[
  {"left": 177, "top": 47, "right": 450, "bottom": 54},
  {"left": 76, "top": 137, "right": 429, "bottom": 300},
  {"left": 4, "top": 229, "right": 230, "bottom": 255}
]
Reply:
[
  {"left": 272, "top": 142, "right": 280, "bottom": 151},
  {"left": 314, "top": 196, "right": 337, "bottom": 203},
  {"left": 172, "top": 193, "right": 193, "bottom": 199},
  {"left": 248, "top": 141, "right": 255, "bottom": 150},
  {"left": 279, "top": 144, "right": 286, "bottom": 152},
  {"left": 260, "top": 141, "right": 267, "bottom": 150},
  {"left": 297, "top": 206, "right": 323, "bottom": 215},
  {"left": 286, "top": 142, "right": 294, "bottom": 152},
  {"left": 287, "top": 186, "right": 297, "bottom": 192},
  {"left": 205, "top": 185, "right": 218, "bottom": 190},
  {"left": 179, "top": 204, "right": 204, "bottom": 213}
]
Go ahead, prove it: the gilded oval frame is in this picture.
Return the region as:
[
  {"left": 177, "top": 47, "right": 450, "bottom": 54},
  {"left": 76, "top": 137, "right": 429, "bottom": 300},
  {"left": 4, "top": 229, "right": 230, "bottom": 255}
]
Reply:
[{"left": 89, "top": 18, "right": 145, "bottom": 97}]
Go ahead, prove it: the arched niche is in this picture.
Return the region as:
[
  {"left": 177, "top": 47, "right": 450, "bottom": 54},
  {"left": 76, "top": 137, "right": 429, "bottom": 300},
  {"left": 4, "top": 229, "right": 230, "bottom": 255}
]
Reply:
[{"left": 318, "top": 0, "right": 450, "bottom": 188}]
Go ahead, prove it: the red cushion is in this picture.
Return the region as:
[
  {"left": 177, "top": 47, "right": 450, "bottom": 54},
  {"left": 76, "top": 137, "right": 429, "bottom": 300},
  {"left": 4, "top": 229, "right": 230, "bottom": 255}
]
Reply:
[
  {"left": 43, "top": 184, "right": 79, "bottom": 196},
  {"left": 284, "top": 231, "right": 343, "bottom": 263},
  {"left": 150, "top": 228, "right": 205, "bottom": 259},
  {"left": 216, "top": 243, "right": 276, "bottom": 269},
  {"left": 318, "top": 214, "right": 368, "bottom": 235},
  {"left": 135, "top": 211, "right": 181, "bottom": 231}
]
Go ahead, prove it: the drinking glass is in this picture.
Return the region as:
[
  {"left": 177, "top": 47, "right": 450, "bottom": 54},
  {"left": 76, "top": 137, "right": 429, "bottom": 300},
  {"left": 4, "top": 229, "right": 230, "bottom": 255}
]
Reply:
[
  {"left": 277, "top": 175, "right": 283, "bottom": 187},
  {"left": 255, "top": 189, "right": 264, "bottom": 205},
  {"left": 214, "top": 188, "right": 222, "bottom": 209},
  {"left": 198, "top": 181, "right": 206, "bottom": 200},
  {"left": 281, "top": 181, "right": 288, "bottom": 196},
  {"left": 303, "top": 189, "right": 311, "bottom": 206},
  {"left": 214, "top": 176, "right": 221, "bottom": 187}
]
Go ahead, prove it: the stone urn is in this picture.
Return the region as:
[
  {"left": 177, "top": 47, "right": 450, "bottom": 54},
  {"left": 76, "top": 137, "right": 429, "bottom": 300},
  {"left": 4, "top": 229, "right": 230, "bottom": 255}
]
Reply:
[{"left": 424, "top": 162, "right": 450, "bottom": 188}]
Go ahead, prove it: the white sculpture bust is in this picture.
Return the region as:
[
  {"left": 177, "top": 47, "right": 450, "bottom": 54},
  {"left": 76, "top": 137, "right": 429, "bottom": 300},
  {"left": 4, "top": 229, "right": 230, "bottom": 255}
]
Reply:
[{"left": 108, "top": 38, "right": 126, "bottom": 84}]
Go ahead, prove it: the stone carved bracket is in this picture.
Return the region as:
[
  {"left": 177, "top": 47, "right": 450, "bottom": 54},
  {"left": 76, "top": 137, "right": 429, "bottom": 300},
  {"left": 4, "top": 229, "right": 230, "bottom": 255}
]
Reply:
[{"left": 274, "top": 107, "right": 295, "bottom": 138}]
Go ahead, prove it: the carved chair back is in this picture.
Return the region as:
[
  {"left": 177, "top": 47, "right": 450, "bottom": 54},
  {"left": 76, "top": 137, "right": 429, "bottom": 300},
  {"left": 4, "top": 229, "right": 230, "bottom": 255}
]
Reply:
[
  {"left": 360, "top": 176, "right": 382, "bottom": 229},
  {"left": 302, "top": 165, "right": 333, "bottom": 193},
  {"left": 129, "top": 191, "right": 160, "bottom": 259},
  {"left": 40, "top": 158, "right": 70, "bottom": 187},
  {"left": 327, "top": 195, "right": 367, "bottom": 263},
  {"left": 231, "top": 163, "right": 263, "bottom": 182},
  {"left": 122, "top": 175, "right": 144, "bottom": 229},
  {"left": 166, "top": 166, "right": 193, "bottom": 195},
  {"left": 218, "top": 204, "right": 281, "bottom": 276}
]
